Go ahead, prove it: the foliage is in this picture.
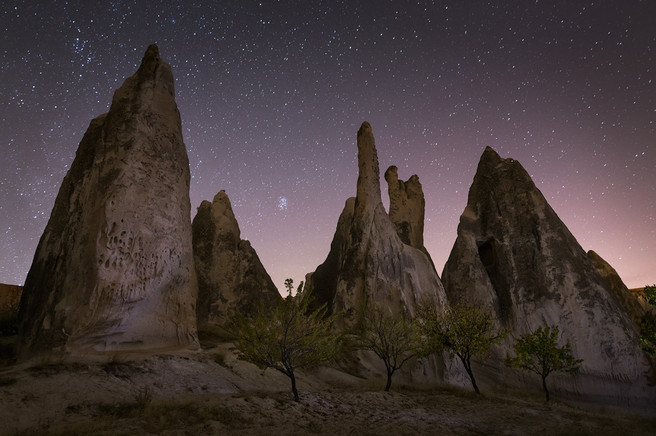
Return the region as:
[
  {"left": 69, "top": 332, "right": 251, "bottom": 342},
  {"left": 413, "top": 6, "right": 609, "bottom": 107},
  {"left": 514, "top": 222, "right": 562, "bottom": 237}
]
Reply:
[
  {"left": 638, "top": 311, "right": 656, "bottom": 355},
  {"left": 643, "top": 284, "right": 656, "bottom": 307},
  {"left": 355, "top": 303, "right": 419, "bottom": 391},
  {"left": 505, "top": 324, "right": 582, "bottom": 401},
  {"left": 228, "top": 279, "right": 342, "bottom": 402},
  {"left": 637, "top": 285, "right": 656, "bottom": 355},
  {"left": 416, "top": 301, "right": 506, "bottom": 394}
]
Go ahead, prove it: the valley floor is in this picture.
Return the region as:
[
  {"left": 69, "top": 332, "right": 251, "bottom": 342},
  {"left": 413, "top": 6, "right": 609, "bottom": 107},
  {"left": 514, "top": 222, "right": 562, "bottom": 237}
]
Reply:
[{"left": 0, "top": 345, "right": 654, "bottom": 435}]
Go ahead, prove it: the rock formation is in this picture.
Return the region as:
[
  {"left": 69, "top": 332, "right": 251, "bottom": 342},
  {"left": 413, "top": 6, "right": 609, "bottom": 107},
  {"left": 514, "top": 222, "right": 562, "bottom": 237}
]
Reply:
[
  {"left": 587, "top": 250, "right": 650, "bottom": 327},
  {"left": 0, "top": 284, "right": 22, "bottom": 335},
  {"left": 384, "top": 166, "right": 436, "bottom": 267},
  {"left": 192, "top": 190, "right": 281, "bottom": 330},
  {"left": 442, "top": 146, "right": 653, "bottom": 404},
  {"left": 306, "top": 122, "right": 448, "bottom": 323},
  {"left": 17, "top": 45, "right": 198, "bottom": 356}
]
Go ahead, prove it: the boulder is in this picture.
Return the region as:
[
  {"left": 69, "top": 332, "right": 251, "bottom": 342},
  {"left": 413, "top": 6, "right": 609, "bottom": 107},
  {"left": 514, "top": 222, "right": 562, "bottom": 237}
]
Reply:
[
  {"left": 17, "top": 45, "right": 198, "bottom": 356},
  {"left": 442, "top": 146, "right": 653, "bottom": 405},
  {"left": 192, "top": 190, "right": 281, "bottom": 330}
]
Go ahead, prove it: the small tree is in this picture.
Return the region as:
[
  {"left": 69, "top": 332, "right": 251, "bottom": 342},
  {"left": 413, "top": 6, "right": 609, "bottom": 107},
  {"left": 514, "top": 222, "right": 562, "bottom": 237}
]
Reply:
[
  {"left": 505, "top": 324, "right": 583, "bottom": 401},
  {"left": 639, "top": 285, "right": 656, "bottom": 355},
  {"left": 417, "top": 301, "right": 506, "bottom": 394},
  {"left": 356, "top": 304, "right": 418, "bottom": 391},
  {"left": 229, "top": 280, "right": 342, "bottom": 402},
  {"left": 639, "top": 312, "right": 656, "bottom": 355}
]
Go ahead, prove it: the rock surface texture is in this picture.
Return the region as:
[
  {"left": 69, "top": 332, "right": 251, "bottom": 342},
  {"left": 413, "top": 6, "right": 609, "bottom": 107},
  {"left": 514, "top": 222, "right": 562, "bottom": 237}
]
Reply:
[
  {"left": 384, "top": 166, "right": 425, "bottom": 251},
  {"left": 587, "top": 250, "right": 650, "bottom": 327},
  {"left": 442, "top": 147, "right": 653, "bottom": 405},
  {"left": 307, "top": 122, "right": 448, "bottom": 323},
  {"left": 192, "top": 190, "right": 281, "bottom": 330},
  {"left": 17, "top": 45, "right": 198, "bottom": 356}
]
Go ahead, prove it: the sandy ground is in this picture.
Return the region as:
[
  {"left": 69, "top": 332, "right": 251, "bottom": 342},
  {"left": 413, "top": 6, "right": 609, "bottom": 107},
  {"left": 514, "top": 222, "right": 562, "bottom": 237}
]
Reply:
[{"left": 1, "top": 342, "right": 654, "bottom": 435}]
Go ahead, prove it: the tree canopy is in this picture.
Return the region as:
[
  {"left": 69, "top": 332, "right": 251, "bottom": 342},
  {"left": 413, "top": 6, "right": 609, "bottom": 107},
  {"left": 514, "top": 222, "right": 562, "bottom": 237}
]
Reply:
[
  {"left": 229, "top": 280, "right": 342, "bottom": 402},
  {"left": 505, "top": 324, "right": 582, "bottom": 401},
  {"left": 639, "top": 285, "right": 656, "bottom": 355},
  {"left": 356, "top": 303, "right": 419, "bottom": 391},
  {"left": 416, "top": 301, "right": 506, "bottom": 394}
]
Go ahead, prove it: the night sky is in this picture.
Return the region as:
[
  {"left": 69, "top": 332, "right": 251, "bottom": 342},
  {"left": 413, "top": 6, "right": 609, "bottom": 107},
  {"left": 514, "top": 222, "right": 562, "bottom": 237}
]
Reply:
[{"left": 2, "top": 1, "right": 655, "bottom": 292}]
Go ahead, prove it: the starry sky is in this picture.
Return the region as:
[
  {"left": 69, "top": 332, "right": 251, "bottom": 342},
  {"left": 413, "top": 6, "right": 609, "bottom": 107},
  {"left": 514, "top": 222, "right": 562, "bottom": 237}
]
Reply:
[{"left": 2, "top": 1, "right": 655, "bottom": 292}]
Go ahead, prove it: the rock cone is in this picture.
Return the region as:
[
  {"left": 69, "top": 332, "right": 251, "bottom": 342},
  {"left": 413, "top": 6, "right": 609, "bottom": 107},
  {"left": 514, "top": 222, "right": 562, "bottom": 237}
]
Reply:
[
  {"left": 17, "top": 45, "right": 198, "bottom": 356},
  {"left": 307, "top": 122, "right": 447, "bottom": 323},
  {"left": 442, "top": 146, "right": 653, "bottom": 404},
  {"left": 192, "top": 190, "right": 281, "bottom": 330}
]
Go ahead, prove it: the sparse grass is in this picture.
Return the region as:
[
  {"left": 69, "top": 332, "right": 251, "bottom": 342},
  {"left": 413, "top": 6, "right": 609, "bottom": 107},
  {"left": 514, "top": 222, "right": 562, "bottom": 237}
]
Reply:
[{"left": 27, "top": 361, "right": 88, "bottom": 377}]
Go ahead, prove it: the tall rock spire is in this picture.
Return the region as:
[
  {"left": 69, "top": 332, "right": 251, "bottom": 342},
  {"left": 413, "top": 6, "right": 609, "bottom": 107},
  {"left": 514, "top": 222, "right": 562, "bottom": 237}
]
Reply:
[
  {"left": 354, "top": 121, "right": 382, "bottom": 222},
  {"left": 307, "top": 122, "right": 448, "bottom": 323},
  {"left": 17, "top": 45, "right": 198, "bottom": 356},
  {"left": 442, "top": 146, "right": 653, "bottom": 405}
]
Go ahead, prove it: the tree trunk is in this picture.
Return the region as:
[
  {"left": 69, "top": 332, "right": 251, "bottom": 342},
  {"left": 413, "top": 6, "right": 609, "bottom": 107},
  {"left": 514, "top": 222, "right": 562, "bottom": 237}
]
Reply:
[
  {"left": 542, "top": 375, "right": 550, "bottom": 402},
  {"left": 385, "top": 369, "right": 393, "bottom": 392},
  {"left": 290, "top": 371, "right": 299, "bottom": 402},
  {"left": 462, "top": 357, "right": 480, "bottom": 394}
]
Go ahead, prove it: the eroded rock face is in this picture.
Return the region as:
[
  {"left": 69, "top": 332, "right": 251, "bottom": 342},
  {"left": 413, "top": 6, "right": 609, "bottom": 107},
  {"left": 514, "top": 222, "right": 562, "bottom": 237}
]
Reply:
[
  {"left": 587, "top": 250, "right": 650, "bottom": 327},
  {"left": 192, "top": 190, "right": 281, "bottom": 330},
  {"left": 307, "top": 122, "right": 448, "bottom": 324},
  {"left": 442, "top": 146, "right": 653, "bottom": 405},
  {"left": 384, "top": 166, "right": 425, "bottom": 251},
  {"left": 17, "top": 45, "right": 198, "bottom": 356}
]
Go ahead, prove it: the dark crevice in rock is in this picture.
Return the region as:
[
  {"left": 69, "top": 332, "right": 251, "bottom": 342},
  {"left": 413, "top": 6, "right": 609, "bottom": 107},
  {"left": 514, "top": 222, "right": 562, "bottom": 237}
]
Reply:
[{"left": 476, "top": 238, "right": 513, "bottom": 325}]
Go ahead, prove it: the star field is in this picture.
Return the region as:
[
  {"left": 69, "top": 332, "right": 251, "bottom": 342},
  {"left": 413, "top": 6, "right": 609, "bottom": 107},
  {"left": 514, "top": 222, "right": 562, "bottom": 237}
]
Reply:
[{"left": 1, "top": 1, "right": 655, "bottom": 291}]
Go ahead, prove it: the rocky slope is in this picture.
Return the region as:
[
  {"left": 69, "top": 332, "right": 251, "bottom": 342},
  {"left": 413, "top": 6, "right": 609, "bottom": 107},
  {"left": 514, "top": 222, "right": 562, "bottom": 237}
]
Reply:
[
  {"left": 17, "top": 45, "right": 198, "bottom": 357},
  {"left": 587, "top": 250, "right": 651, "bottom": 327}
]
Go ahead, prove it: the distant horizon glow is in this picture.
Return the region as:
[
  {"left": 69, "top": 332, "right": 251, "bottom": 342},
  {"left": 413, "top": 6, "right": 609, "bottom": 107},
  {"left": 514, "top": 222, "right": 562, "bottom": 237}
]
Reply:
[{"left": 1, "top": 1, "right": 654, "bottom": 292}]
